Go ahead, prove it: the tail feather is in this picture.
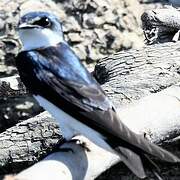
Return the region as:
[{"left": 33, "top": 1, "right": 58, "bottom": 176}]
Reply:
[
  {"left": 112, "top": 113, "right": 180, "bottom": 163},
  {"left": 110, "top": 112, "right": 180, "bottom": 179},
  {"left": 116, "top": 146, "right": 146, "bottom": 179},
  {"left": 142, "top": 154, "right": 163, "bottom": 180},
  {"left": 116, "top": 147, "right": 165, "bottom": 179}
]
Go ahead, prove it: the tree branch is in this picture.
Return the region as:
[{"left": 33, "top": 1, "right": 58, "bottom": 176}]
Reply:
[
  {"left": 0, "top": 76, "right": 27, "bottom": 97},
  {"left": 95, "top": 41, "right": 180, "bottom": 107},
  {"left": 0, "top": 112, "right": 62, "bottom": 174},
  {"left": 141, "top": 6, "right": 180, "bottom": 44}
]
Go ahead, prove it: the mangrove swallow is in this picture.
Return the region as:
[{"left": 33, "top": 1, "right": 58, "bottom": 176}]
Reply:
[{"left": 16, "top": 12, "right": 180, "bottom": 179}]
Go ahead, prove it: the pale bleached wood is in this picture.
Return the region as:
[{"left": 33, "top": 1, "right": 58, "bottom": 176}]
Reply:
[
  {"left": 13, "top": 135, "right": 120, "bottom": 180},
  {"left": 117, "top": 83, "right": 180, "bottom": 144}
]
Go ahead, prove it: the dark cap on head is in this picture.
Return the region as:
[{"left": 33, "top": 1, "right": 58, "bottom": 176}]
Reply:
[{"left": 18, "top": 11, "right": 62, "bottom": 32}]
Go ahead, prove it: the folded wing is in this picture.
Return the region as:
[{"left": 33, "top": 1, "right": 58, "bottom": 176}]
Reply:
[{"left": 16, "top": 43, "right": 180, "bottom": 178}]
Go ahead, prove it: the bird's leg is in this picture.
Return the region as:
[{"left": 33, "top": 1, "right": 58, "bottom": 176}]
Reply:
[
  {"left": 62, "top": 134, "right": 91, "bottom": 152},
  {"left": 143, "top": 130, "right": 153, "bottom": 140},
  {"left": 55, "top": 135, "right": 91, "bottom": 153}
]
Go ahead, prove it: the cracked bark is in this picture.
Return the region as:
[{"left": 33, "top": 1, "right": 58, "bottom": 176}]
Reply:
[
  {"left": 141, "top": 6, "right": 180, "bottom": 44},
  {"left": 0, "top": 76, "right": 42, "bottom": 133},
  {"left": 95, "top": 41, "right": 180, "bottom": 107},
  {"left": 0, "top": 112, "right": 62, "bottom": 175},
  {"left": 0, "top": 76, "right": 27, "bottom": 97}
]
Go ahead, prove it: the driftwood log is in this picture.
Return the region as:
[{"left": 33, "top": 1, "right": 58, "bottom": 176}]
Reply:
[
  {"left": 0, "top": 41, "right": 180, "bottom": 179},
  {"left": 95, "top": 41, "right": 180, "bottom": 107},
  {"left": 141, "top": 6, "right": 180, "bottom": 44},
  {"left": 0, "top": 112, "right": 62, "bottom": 174},
  {"left": 0, "top": 76, "right": 42, "bottom": 133}
]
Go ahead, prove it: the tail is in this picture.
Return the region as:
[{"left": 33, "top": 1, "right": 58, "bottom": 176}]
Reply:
[
  {"left": 115, "top": 146, "right": 146, "bottom": 179},
  {"left": 111, "top": 112, "right": 180, "bottom": 163},
  {"left": 142, "top": 154, "right": 163, "bottom": 180},
  {"left": 115, "top": 147, "right": 164, "bottom": 179},
  {"left": 106, "top": 111, "right": 180, "bottom": 179},
  {"left": 120, "top": 123, "right": 180, "bottom": 163}
]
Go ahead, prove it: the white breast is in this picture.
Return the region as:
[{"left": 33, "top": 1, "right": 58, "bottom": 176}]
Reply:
[{"left": 33, "top": 95, "right": 110, "bottom": 150}]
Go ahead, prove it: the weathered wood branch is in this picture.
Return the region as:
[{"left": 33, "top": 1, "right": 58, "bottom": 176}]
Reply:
[
  {"left": 141, "top": 6, "right": 180, "bottom": 44},
  {"left": 0, "top": 112, "right": 62, "bottom": 174},
  {"left": 6, "top": 135, "right": 121, "bottom": 180},
  {"left": 0, "top": 75, "right": 27, "bottom": 97},
  {"left": 117, "top": 83, "right": 180, "bottom": 144},
  {"left": 4, "top": 83, "right": 180, "bottom": 179},
  {"left": 95, "top": 41, "right": 180, "bottom": 107}
]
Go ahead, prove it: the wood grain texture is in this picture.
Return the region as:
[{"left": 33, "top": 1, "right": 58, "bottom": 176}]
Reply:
[
  {"left": 95, "top": 41, "right": 180, "bottom": 107},
  {"left": 0, "top": 112, "right": 62, "bottom": 174},
  {"left": 141, "top": 7, "right": 180, "bottom": 44}
]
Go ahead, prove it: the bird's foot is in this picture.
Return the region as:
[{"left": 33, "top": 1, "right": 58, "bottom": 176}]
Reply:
[{"left": 68, "top": 138, "right": 90, "bottom": 152}]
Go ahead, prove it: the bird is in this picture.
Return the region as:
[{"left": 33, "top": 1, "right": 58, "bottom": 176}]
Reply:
[{"left": 16, "top": 11, "right": 180, "bottom": 179}]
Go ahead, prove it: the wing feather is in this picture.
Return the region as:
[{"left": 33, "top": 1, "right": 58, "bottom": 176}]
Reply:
[{"left": 16, "top": 43, "right": 180, "bottom": 165}]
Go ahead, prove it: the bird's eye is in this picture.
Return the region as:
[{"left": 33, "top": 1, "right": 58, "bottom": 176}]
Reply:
[{"left": 32, "top": 17, "right": 51, "bottom": 27}]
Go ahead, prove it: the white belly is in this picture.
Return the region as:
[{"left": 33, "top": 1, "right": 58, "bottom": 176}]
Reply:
[{"left": 34, "top": 95, "right": 109, "bottom": 149}]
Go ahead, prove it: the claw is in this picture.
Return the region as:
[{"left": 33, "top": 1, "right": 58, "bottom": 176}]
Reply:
[{"left": 69, "top": 138, "right": 91, "bottom": 152}]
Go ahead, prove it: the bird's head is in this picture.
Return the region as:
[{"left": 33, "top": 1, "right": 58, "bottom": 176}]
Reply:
[{"left": 18, "top": 11, "right": 64, "bottom": 51}]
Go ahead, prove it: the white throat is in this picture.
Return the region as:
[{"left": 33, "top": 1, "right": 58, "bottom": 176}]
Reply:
[{"left": 19, "top": 28, "right": 64, "bottom": 51}]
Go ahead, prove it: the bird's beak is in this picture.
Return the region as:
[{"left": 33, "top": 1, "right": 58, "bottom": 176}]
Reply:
[{"left": 18, "top": 23, "right": 41, "bottom": 30}]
